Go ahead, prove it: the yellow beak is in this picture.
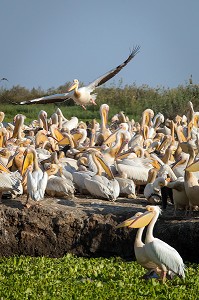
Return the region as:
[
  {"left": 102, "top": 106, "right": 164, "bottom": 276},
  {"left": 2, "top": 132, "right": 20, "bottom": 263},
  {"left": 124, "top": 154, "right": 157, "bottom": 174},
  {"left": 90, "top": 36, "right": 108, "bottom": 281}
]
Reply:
[
  {"left": 21, "top": 151, "right": 34, "bottom": 175},
  {"left": 116, "top": 211, "right": 155, "bottom": 229},
  {"left": 68, "top": 82, "right": 77, "bottom": 92},
  {"left": 185, "top": 160, "right": 199, "bottom": 172},
  {"left": 96, "top": 155, "right": 114, "bottom": 180}
]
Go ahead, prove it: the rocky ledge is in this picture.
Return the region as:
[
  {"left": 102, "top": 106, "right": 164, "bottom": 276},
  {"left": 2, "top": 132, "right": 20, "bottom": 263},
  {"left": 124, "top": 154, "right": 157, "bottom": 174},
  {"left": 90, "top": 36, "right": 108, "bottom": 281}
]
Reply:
[{"left": 0, "top": 195, "right": 198, "bottom": 263}]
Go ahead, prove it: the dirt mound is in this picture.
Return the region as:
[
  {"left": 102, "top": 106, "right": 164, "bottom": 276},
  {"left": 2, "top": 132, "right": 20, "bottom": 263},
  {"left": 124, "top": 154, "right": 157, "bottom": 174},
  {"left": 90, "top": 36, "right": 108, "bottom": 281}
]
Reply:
[{"left": 0, "top": 195, "right": 198, "bottom": 262}]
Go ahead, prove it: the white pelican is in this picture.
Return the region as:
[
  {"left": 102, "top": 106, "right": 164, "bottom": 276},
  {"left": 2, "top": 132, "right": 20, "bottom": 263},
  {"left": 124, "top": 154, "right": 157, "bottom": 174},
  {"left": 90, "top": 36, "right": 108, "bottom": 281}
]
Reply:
[
  {"left": 18, "top": 47, "right": 140, "bottom": 109},
  {"left": 116, "top": 155, "right": 155, "bottom": 186},
  {"left": 143, "top": 206, "right": 185, "bottom": 282},
  {"left": 144, "top": 175, "right": 166, "bottom": 205},
  {"left": 45, "top": 164, "right": 75, "bottom": 198},
  {"left": 180, "top": 142, "right": 199, "bottom": 213},
  {"left": 83, "top": 149, "right": 120, "bottom": 201},
  {"left": 165, "top": 177, "right": 189, "bottom": 215},
  {"left": 117, "top": 206, "right": 185, "bottom": 282},
  {"left": 22, "top": 147, "right": 48, "bottom": 207},
  {"left": 95, "top": 104, "right": 112, "bottom": 145},
  {"left": 115, "top": 177, "right": 136, "bottom": 198},
  {"left": 116, "top": 211, "right": 161, "bottom": 279},
  {"left": 38, "top": 110, "right": 48, "bottom": 131},
  {"left": 0, "top": 127, "right": 8, "bottom": 148},
  {"left": 101, "top": 129, "right": 131, "bottom": 166},
  {"left": 0, "top": 171, "right": 21, "bottom": 201}
]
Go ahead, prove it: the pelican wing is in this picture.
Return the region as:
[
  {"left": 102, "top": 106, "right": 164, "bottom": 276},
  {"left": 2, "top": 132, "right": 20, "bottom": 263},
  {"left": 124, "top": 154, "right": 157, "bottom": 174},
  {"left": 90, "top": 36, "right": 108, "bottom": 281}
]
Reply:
[
  {"left": 27, "top": 170, "right": 48, "bottom": 201},
  {"left": 87, "top": 46, "right": 140, "bottom": 91},
  {"left": 19, "top": 92, "right": 72, "bottom": 105},
  {"left": 145, "top": 239, "right": 185, "bottom": 278},
  {"left": 84, "top": 177, "right": 119, "bottom": 201},
  {"left": 37, "top": 171, "right": 48, "bottom": 199}
]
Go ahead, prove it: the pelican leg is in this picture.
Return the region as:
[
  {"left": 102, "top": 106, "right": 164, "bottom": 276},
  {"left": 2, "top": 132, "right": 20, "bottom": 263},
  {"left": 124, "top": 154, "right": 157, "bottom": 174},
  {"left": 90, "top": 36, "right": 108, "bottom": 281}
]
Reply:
[
  {"left": 184, "top": 205, "right": 189, "bottom": 217},
  {"left": 81, "top": 105, "right": 86, "bottom": 110},
  {"left": 25, "top": 193, "right": 31, "bottom": 208},
  {"left": 90, "top": 98, "right": 97, "bottom": 105},
  {"left": 160, "top": 271, "right": 167, "bottom": 283}
]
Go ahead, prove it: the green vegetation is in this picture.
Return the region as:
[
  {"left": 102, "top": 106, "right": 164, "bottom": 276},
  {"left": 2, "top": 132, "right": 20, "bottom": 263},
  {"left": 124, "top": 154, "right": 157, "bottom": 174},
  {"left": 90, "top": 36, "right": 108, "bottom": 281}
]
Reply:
[
  {"left": 0, "top": 254, "right": 198, "bottom": 299},
  {"left": 1, "top": 82, "right": 199, "bottom": 123}
]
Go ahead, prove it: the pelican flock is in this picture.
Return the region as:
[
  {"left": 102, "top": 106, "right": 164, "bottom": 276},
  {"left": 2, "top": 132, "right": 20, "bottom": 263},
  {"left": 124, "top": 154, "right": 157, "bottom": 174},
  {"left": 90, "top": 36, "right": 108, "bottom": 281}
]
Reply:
[
  {"left": 0, "top": 100, "right": 198, "bottom": 212},
  {"left": 1, "top": 52, "right": 199, "bottom": 282}
]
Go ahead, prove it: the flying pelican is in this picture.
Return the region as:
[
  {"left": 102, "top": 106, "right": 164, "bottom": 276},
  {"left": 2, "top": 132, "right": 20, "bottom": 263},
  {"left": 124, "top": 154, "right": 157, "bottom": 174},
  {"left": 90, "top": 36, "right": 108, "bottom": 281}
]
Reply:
[
  {"left": 22, "top": 147, "right": 48, "bottom": 208},
  {"left": 17, "top": 47, "right": 140, "bottom": 109}
]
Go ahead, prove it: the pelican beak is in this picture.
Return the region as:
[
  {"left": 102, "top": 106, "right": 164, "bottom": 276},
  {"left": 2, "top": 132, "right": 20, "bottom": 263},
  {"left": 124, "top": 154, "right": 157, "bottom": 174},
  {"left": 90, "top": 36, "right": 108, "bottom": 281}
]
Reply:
[
  {"left": 185, "top": 159, "right": 199, "bottom": 172},
  {"left": 116, "top": 211, "right": 155, "bottom": 229},
  {"left": 58, "top": 136, "right": 71, "bottom": 146},
  {"left": 0, "top": 161, "right": 10, "bottom": 173},
  {"left": 12, "top": 117, "right": 21, "bottom": 139},
  {"left": 103, "top": 127, "right": 120, "bottom": 145},
  {"left": 151, "top": 159, "right": 161, "bottom": 170},
  {"left": 96, "top": 155, "right": 114, "bottom": 180},
  {"left": 35, "top": 131, "right": 49, "bottom": 147},
  {"left": 21, "top": 150, "right": 34, "bottom": 175},
  {"left": 72, "top": 132, "right": 83, "bottom": 142},
  {"left": 116, "top": 138, "right": 129, "bottom": 157},
  {"left": 68, "top": 81, "right": 78, "bottom": 92},
  {"left": 50, "top": 126, "right": 64, "bottom": 142},
  {"left": 116, "top": 215, "right": 138, "bottom": 228}
]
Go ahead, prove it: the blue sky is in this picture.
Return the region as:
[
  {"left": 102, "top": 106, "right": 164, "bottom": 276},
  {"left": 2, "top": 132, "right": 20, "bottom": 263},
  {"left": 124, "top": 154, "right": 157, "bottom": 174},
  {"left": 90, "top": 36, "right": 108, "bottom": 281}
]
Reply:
[{"left": 0, "top": 0, "right": 199, "bottom": 91}]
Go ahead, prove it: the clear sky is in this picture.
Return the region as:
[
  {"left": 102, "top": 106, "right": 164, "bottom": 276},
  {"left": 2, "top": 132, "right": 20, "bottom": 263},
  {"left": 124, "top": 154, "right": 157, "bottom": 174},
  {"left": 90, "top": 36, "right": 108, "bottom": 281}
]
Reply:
[{"left": 0, "top": 0, "right": 199, "bottom": 91}]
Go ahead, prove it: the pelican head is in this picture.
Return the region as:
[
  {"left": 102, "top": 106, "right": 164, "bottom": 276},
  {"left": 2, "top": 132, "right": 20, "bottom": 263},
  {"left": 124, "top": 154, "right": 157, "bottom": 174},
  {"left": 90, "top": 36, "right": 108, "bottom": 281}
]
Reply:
[
  {"left": 68, "top": 79, "right": 79, "bottom": 92},
  {"left": 21, "top": 147, "right": 36, "bottom": 175},
  {"left": 146, "top": 205, "right": 162, "bottom": 215},
  {"left": 116, "top": 210, "right": 155, "bottom": 229},
  {"left": 0, "top": 111, "right": 5, "bottom": 123}
]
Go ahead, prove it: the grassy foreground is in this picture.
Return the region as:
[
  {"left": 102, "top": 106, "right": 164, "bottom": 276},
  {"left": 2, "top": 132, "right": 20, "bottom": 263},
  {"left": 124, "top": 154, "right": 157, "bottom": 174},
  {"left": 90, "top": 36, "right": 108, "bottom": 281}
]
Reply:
[{"left": 0, "top": 254, "right": 198, "bottom": 300}]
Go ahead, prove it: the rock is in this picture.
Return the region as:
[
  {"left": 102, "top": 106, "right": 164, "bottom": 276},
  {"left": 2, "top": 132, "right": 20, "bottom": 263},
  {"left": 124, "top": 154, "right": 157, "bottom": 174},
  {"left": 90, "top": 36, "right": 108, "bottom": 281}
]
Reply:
[{"left": 0, "top": 195, "right": 198, "bottom": 263}]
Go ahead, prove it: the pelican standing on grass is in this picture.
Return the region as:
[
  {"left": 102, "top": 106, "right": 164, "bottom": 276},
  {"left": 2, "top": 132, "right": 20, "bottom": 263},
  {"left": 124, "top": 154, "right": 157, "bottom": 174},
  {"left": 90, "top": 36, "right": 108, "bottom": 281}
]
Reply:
[
  {"left": 117, "top": 205, "right": 185, "bottom": 282},
  {"left": 144, "top": 206, "right": 185, "bottom": 282},
  {"left": 17, "top": 46, "right": 140, "bottom": 109},
  {"left": 116, "top": 211, "right": 160, "bottom": 279}
]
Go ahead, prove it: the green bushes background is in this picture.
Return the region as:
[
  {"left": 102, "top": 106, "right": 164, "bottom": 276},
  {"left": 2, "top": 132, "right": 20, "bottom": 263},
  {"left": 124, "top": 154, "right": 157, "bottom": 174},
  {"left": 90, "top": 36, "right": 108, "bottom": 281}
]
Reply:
[{"left": 1, "top": 81, "right": 199, "bottom": 123}]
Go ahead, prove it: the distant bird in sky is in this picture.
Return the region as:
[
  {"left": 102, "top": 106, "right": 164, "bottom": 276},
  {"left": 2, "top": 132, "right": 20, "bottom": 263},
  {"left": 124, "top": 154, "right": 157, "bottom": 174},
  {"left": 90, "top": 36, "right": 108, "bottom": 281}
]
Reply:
[
  {"left": 18, "top": 46, "right": 140, "bottom": 109},
  {"left": 189, "top": 74, "right": 193, "bottom": 85},
  {"left": 0, "top": 78, "right": 8, "bottom": 82}
]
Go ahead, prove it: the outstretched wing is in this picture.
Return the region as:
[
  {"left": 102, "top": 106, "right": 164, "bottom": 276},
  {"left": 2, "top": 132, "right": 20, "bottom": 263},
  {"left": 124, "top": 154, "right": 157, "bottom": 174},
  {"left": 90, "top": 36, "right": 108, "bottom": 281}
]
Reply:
[
  {"left": 87, "top": 45, "right": 140, "bottom": 90},
  {"left": 18, "top": 92, "right": 72, "bottom": 105}
]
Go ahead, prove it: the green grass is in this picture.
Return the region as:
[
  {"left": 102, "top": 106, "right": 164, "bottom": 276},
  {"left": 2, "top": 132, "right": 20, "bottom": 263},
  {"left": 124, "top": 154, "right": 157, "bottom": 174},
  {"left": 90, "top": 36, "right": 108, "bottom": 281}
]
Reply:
[
  {"left": 0, "top": 254, "right": 198, "bottom": 300},
  {"left": 2, "top": 103, "right": 133, "bottom": 125},
  {"left": 2, "top": 103, "right": 121, "bottom": 124}
]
